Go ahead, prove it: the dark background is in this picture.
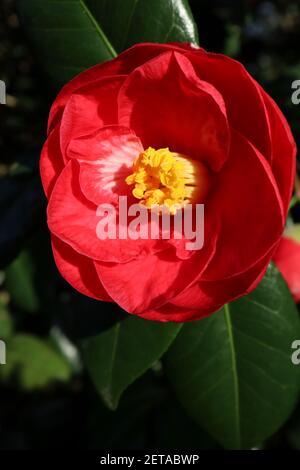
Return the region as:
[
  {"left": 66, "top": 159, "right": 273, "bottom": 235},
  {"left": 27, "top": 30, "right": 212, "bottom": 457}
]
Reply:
[{"left": 0, "top": 0, "right": 300, "bottom": 450}]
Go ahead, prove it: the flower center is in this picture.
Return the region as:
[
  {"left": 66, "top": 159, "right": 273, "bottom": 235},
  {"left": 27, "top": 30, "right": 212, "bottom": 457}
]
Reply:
[{"left": 125, "top": 147, "right": 210, "bottom": 213}]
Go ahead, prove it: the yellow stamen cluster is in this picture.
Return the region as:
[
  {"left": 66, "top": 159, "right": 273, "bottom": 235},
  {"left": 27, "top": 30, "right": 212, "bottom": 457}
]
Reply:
[{"left": 125, "top": 147, "right": 200, "bottom": 213}]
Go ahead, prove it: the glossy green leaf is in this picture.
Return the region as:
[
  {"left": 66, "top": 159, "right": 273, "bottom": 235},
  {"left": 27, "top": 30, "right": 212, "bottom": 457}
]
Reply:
[
  {"left": 81, "top": 315, "right": 181, "bottom": 409},
  {"left": 286, "top": 405, "right": 300, "bottom": 449},
  {"left": 0, "top": 163, "right": 43, "bottom": 269},
  {"left": 86, "top": 0, "right": 198, "bottom": 52},
  {"left": 0, "top": 300, "right": 13, "bottom": 340},
  {"left": 17, "top": 0, "right": 117, "bottom": 89},
  {"left": 17, "top": 0, "right": 198, "bottom": 90},
  {"left": 0, "top": 334, "right": 72, "bottom": 390},
  {"left": 5, "top": 250, "right": 39, "bottom": 313},
  {"left": 164, "top": 264, "right": 300, "bottom": 449}
]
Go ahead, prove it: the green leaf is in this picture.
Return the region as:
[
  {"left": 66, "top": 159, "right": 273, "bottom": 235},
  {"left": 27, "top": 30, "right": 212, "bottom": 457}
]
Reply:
[
  {"left": 286, "top": 405, "right": 300, "bottom": 449},
  {"left": 87, "top": 374, "right": 165, "bottom": 449},
  {"left": 17, "top": 0, "right": 198, "bottom": 90},
  {"left": 0, "top": 165, "right": 43, "bottom": 269},
  {"left": 5, "top": 250, "right": 39, "bottom": 313},
  {"left": 17, "top": 0, "right": 117, "bottom": 89},
  {"left": 153, "top": 394, "right": 220, "bottom": 449},
  {"left": 0, "top": 334, "right": 72, "bottom": 390},
  {"left": 81, "top": 315, "right": 181, "bottom": 409},
  {"left": 86, "top": 0, "right": 198, "bottom": 52},
  {"left": 164, "top": 264, "right": 300, "bottom": 449},
  {"left": 0, "top": 300, "right": 13, "bottom": 340}
]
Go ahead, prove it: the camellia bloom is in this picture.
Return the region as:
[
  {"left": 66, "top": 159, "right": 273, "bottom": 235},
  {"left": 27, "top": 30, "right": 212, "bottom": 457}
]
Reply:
[
  {"left": 41, "top": 42, "right": 296, "bottom": 322},
  {"left": 274, "top": 236, "right": 300, "bottom": 303}
]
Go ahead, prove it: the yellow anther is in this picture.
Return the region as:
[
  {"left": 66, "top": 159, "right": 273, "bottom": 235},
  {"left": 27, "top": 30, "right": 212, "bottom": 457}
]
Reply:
[{"left": 126, "top": 147, "right": 210, "bottom": 213}]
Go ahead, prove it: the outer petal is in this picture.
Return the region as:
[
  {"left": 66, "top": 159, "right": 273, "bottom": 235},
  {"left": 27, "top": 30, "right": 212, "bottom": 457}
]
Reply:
[
  {"left": 273, "top": 236, "right": 300, "bottom": 302},
  {"left": 189, "top": 50, "right": 272, "bottom": 161},
  {"left": 202, "top": 128, "right": 284, "bottom": 280},
  {"left": 60, "top": 76, "right": 125, "bottom": 159},
  {"left": 141, "top": 245, "right": 274, "bottom": 322},
  {"left": 40, "top": 124, "right": 64, "bottom": 198},
  {"left": 48, "top": 42, "right": 196, "bottom": 133},
  {"left": 261, "top": 91, "right": 296, "bottom": 215},
  {"left": 94, "top": 227, "right": 218, "bottom": 314},
  {"left": 118, "top": 51, "right": 229, "bottom": 172},
  {"left": 47, "top": 160, "right": 164, "bottom": 263},
  {"left": 51, "top": 235, "right": 112, "bottom": 301}
]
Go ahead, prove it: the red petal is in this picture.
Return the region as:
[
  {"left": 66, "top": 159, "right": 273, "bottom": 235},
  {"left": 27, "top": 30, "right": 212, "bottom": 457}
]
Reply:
[
  {"left": 118, "top": 51, "right": 229, "bottom": 172},
  {"left": 141, "top": 246, "right": 272, "bottom": 322},
  {"left": 202, "top": 128, "right": 284, "bottom": 280},
  {"left": 48, "top": 42, "right": 196, "bottom": 133},
  {"left": 261, "top": 91, "right": 296, "bottom": 215},
  {"left": 76, "top": 127, "right": 142, "bottom": 205},
  {"left": 51, "top": 235, "right": 112, "bottom": 301},
  {"left": 47, "top": 160, "right": 163, "bottom": 263},
  {"left": 60, "top": 75, "right": 125, "bottom": 159},
  {"left": 273, "top": 237, "right": 300, "bottom": 302},
  {"left": 40, "top": 124, "right": 64, "bottom": 198},
  {"left": 189, "top": 50, "right": 272, "bottom": 161},
  {"left": 94, "top": 227, "right": 218, "bottom": 314}
]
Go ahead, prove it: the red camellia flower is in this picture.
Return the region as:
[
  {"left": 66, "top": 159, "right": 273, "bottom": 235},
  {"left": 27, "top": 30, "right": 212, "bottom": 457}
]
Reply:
[
  {"left": 273, "top": 236, "right": 300, "bottom": 303},
  {"left": 40, "top": 42, "right": 296, "bottom": 322}
]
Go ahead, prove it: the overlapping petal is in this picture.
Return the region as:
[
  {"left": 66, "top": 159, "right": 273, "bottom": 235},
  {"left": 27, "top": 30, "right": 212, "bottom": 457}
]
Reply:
[
  {"left": 48, "top": 42, "right": 195, "bottom": 133},
  {"left": 94, "top": 225, "right": 218, "bottom": 314},
  {"left": 261, "top": 91, "right": 296, "bottom": 215},
  {"left": 273, "top": 237, "right": 300, "bottom": 302},
  {"left": 189, "top": 50, "right": 272, "bottom": 162},
  {"left": 140, "top": 245, "right": 273, "bottom": 322},
  {"left": 118, "top": 51, "right": 229, "bottom": 172},
  {"left": 66, "top": 125, "right": 143, "bottom": 205},
  {"left": 60, "top": 76, "right": 125, "bottom": 159},
  {"left": 40, "top": 124, "right": 64, "bottom": 198},
  {"left": 51, "top": 235, "right": 112, "bottom": 301},
  {"left": 47, "top": 159, "right": 166, "bottom": 264},
  {"left": 202, "top": 128, "right": 284, "bottom": 280}
]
